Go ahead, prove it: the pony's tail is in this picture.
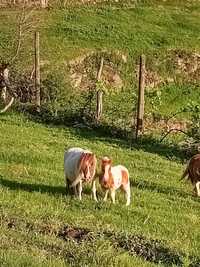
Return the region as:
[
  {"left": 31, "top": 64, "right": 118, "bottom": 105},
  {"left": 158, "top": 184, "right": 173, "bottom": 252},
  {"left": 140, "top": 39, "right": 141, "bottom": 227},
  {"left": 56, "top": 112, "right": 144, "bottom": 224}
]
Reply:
[{"left": 180, "top": 165, "right": 189, "bottom": 181}]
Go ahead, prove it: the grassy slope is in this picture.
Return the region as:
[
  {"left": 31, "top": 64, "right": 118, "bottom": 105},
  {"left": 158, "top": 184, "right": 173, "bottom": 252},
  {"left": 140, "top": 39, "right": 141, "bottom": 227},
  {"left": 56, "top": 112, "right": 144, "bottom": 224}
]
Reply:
[
  {"left": 0, "top": 112, "right": 200, "bottom": 266},
  {"left": 0, "top": 1, "right": 199, "bottom": 60}
]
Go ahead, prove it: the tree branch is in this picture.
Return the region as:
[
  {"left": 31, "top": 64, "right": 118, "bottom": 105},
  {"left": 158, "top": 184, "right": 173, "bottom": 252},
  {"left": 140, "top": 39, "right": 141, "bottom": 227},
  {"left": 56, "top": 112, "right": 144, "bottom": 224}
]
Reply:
[
  {"left": 160, "top": 128, "right": 191, "bottom": 143},
  {"left": 10, "top": 2, "right": 26, "bottom": 63},
  {"left": 165, "top": 110, "right": 189, "bottom": 124},
  {"left": 10, "top": 2, "right": 35, "bottom": 64},
  {"left": 0, "top": 97, "right": 14, "bottom": 114}
]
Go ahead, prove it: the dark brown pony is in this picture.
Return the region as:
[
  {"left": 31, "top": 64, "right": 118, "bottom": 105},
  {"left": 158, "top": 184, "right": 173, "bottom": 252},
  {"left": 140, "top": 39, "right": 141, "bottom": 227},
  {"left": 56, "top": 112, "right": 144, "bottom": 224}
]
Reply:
[{"left": 181, "top": 154, "right": 200, "bottom": 196}]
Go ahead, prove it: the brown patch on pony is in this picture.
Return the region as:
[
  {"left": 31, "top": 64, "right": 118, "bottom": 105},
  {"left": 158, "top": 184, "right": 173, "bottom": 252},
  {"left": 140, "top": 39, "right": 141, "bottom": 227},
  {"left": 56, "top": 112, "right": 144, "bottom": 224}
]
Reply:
[
  {"left": 99, "top": 158, "right": 114, "bottom": 189},
  {"left": 186, "top": 154, "right": 200, "bottom": 184},
  {"left": 99, "top": 173, "right": 114, "bottom": 189},
  {"left": 78, "top": 153, "right": 96, "bottom": 182},
  {"left": 101, "top": 157, "right": 112, "bottom": 172},
  {"left": 121, "top": 170, "right": 129, "bottom": 185}
]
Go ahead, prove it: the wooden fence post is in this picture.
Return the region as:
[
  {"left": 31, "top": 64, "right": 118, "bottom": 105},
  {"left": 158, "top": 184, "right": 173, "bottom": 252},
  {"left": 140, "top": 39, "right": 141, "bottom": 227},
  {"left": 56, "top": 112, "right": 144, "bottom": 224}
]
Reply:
[
  {"left": 136, "top": 54, "right": 145, "bottom": 140},
  {"left": 96, "top": 57, "right": 104, "bottom": 123},
  {"left": 34, "top": 31, "right": 40, "bottom": 112}
]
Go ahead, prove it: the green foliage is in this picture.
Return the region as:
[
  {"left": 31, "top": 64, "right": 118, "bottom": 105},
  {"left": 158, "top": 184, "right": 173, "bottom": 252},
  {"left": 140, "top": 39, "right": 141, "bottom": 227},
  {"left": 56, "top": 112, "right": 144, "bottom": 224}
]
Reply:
[
  {"left": 147, "top": 90, "right": 162, "bottom": 113},
  {"left": 102, "top": 87, "right": 137, "bottom": 136},
  {"left": 181, "top": 102, "right": 200, "bottom": 140},
  {"left": 145, "top": 84, "right": 200, "bottom": 119},
  {"left": 41, "top": 73, "right": 67, "bottom": 117},
  {"left": 95, "top": 80, "right": 107, "bottom": 94},
  {"left": 35, "top": 72, "right": 87, "bottom": 124}
]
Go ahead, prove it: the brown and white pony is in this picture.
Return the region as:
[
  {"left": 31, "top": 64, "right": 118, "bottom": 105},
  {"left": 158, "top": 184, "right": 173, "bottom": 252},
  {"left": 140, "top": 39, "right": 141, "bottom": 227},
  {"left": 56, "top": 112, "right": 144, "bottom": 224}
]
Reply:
[
  {"left": 64, "top": 147, "right": 97, "bottom": 201},
  {"left": 181, "top": 154, "right": 200, "bottom": 196},
  {"left": 99, "top": 156, "right": 131, "bottom": 206}
]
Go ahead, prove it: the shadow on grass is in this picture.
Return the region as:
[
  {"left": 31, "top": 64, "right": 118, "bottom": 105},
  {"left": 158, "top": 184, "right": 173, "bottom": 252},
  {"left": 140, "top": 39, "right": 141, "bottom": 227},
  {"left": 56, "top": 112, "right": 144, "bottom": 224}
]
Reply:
[
  {"left": 1, "top": 175, "right": 199, "bottom": 205},
  {"left": 23, "top": 111, "right": 188, "bottom": 163},
  {"left": 0, "top": 175, "right": 94, "bottom": 197},
  {"left": 70, "top": 124, "right": 187, "bottom": 162},
  {"left": 132, "top": 179, "right": 200, "bottom": 203},
  {"left": 0, "top": 175, "right": 66, "bottom": 196}
]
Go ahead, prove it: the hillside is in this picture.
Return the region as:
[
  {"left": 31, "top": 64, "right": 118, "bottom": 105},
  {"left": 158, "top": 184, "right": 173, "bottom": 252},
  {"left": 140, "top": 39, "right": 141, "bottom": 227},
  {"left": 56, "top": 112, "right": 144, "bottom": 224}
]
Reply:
[
  {"left": 0, "top": 0, "right": 200, "bottom": 133},
  {"left": 0, "top": 112, "right": 200, "bottom": 266}
]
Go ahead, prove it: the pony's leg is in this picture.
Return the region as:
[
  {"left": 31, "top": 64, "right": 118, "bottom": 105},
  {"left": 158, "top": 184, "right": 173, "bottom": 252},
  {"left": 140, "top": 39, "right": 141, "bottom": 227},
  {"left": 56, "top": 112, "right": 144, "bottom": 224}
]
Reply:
[
  {"left": 122, "top": 180, "right": 131, "bottom": 206},
  {"left": 65, "top": 176, "right": 70, "bottom": 194},
  {"left": 74, "top": 185, "right": 78, "bottom": 196},
  {"left": 77, "top": 180, "right": 83, "bottom": 201},
  {"left": 92, "top": 180, "right": 98, "bottom": 202},
  {"left": 110, "top": 189, "right": 116, "bottom": 204},
  {"left": 124, "top": 184, "right": 131, "bottom": 206},
  {"left": 103, "top": 190, "right": 109, "bottom": 202},
  {"left": 195, "top": 181, "right": 200, "bottom": 196}
]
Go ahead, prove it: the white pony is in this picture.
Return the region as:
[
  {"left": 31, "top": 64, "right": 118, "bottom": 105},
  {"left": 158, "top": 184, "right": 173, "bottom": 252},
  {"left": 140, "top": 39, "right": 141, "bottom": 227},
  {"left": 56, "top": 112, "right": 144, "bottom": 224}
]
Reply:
[{"left": 64, "top": 147, "right": 97, "bottom": 201}]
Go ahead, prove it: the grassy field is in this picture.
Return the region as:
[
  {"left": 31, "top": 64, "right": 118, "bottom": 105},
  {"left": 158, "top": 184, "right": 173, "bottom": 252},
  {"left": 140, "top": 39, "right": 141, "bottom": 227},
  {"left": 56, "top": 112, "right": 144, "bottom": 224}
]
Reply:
[
  {"left": 0, "top": 112, "right": 200, "bottom": 266},
  {"left": 1, "top": 2, "right": 199, "bottom": 63},
  {"left": 0, "top": 2, "right": 200, "bottom": 265}
]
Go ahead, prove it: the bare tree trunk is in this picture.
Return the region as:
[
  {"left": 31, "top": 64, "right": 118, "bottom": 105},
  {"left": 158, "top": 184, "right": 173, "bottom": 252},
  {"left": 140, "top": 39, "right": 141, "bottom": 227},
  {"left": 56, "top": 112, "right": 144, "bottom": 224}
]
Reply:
[
  {"left": 0, "top": 64, "right": 15, "bottom": 114},
  {"left": 41, "top": 0, "right": 48, "bottom": 8},
  {"left": 136, "top": 55, "right": 145, "bottom": 140},
  {"left": 96, "top": 91, "right": 103, "bottom": 122},
  {"left": 96, "top": 57, "right": 104, "bottom": 123},
  {"left": 64, "top": 0, "right": 67, "bottom": 8},
  {"left": 0, "top": 97, "right": 14, "bottom": 114},
  {"left": 0, "top": 65, "right": 9, "bottom": 103},
  {"left": 1, "top": 87, "right": 7, "bottom": 103},
  {"left": 1, "top": 2, "right": 35, "bottom": 114},
  {"left": 34, "top": 31, "right": 40, "bottom": 112},
  {"left": 10, "top": 1, "right": 27, "bottom": 64},
  {"left": 30, "top": 65, "right": 35, "bottom": 80}
]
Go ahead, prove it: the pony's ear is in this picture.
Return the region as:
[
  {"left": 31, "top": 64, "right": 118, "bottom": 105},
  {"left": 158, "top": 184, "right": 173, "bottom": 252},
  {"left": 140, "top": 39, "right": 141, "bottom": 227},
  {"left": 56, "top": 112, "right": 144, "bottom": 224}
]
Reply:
[
  {"left": 101, "top": 158, "right": 106, "bottom": 164},
  {"left": 101, "top": 157, "right": 112, "bottom": 165}
]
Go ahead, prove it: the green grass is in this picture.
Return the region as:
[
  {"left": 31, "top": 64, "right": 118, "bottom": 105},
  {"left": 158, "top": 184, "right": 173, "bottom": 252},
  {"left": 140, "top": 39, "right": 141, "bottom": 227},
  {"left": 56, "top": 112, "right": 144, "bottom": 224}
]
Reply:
[
  {"left": 39, "top": 5, "right": 200, "bottom": 65},
  {"left": 0, "top": 2, "right": 200, "bottom": 63},
  {"left": 0, "top": 112, "right": 200, "bottom": 266},
  {"left": 145, "top": 84, "right": 200, "bottom": 119}
]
